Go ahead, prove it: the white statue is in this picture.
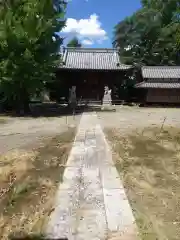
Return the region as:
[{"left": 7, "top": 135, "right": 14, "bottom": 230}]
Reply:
[
  {"left": 107, "top": 89, "right": 112, "bottom": 104},
  {"left": 41, "top": 90, "right": 50, "bottom": 102},
  {"left": 102, "top": 86, "right": 112, "bottom": 106}
]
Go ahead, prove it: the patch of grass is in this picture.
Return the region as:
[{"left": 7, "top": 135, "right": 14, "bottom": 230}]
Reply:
[
  {"left": 0, "top": 115, "right": 10, "bottom": 124},
  {"left": 105, "top": 126, "right": 180, "bottom": 240},
  {"left": 7, "top": 181, "right": 36, "bottom": 209},
  {"left": 0, "top": 128, "right": 76, "bottom": 240},
  {"left": 0, "top": 119, "right": 7, "bottom": 124}
]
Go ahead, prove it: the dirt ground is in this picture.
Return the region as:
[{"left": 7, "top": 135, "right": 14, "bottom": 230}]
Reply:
[
  {"left": 1, "top": 106, "right": 180, "bottom": 239},
  {"left": 99, "top": 106, "right": 180, "bottom": 240},
  {"left": 2, "top": 106, "right": 178, "bottom": 154},
  {"left": 98, "top": 106, "right": 180, "bottom": 131},
  {"left": 0, "top": 114, "right": 80, "bottom": 239},
  {"left": 0, "top": 115, "right": 81, "bottom": 154}
]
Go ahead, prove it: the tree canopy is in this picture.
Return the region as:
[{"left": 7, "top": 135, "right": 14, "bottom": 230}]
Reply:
[
  {"left": 0, "top": 0, "right": 66, "bottom": 113},
  {"left": 113, "top": 0, "right": 180, "bottom": 66},
  {"left": 67, "top": 37, "right": 82, "bottom": 48}
]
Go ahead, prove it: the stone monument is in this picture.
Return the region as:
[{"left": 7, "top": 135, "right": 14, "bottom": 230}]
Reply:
[
  {"left": 41, "top": 90, "right": 50, "bottom": 102},
  {"left": 102, "top": 85, "right": 112, "bottom": 109},
  {"left": 68, "top": 86, "right": 77, "bottom": 111}
]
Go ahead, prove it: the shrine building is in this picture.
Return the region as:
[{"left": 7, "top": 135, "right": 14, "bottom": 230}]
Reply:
[{"left": 54, "top": 47, "right": 133, "bottom": 102}]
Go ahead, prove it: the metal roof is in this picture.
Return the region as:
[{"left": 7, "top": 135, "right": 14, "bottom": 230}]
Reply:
[
  {"left": 135, "top": 82, "right": 180, "bottom": 89},
  {"left": 60, "top": 47, "right": 132, "bottom": 70},
  {"left": 142, "top": 66, "right": 180, "bottom": 79}
]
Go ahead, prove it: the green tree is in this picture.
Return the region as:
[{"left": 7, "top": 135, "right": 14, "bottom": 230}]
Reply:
[
  {"left": 0, "top": 0, "right": 66, "bottom": 113},
  {"left": 113, "top": 0, "right": 180, "bottom": 66},
  {"left": 67, "top": 37, "right": 82, "bottom": 47}
]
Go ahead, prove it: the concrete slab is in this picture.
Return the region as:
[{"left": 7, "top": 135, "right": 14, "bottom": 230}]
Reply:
[{"left": 46, "top": 112, "right": 139, "bottom": 240}]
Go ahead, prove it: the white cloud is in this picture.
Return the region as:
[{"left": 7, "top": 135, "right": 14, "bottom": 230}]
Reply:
[
  {"left": 81, "top": 39, "right": 94, "bottom": 45},
  {"left": 62, "top": 14, "right": 108, "bottom": 44}
]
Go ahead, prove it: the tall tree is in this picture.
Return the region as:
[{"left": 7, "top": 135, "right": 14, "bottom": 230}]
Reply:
[
  {"left": 113, "top": 0, "right": 180, "bottom": 66},
  {"left": 67, "top": 37, "right": 82, "bottom": 47},
  {"left": 0, "top": 0, "right": 66, "bottom": 113}
]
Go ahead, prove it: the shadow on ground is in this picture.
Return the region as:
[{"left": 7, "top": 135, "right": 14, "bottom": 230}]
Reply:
[
  {"left": 9, "top": 233, "right": 67, "bottom": 240},
  {"left": 1, "top": 103, "right": 116, "bottom": 118}
]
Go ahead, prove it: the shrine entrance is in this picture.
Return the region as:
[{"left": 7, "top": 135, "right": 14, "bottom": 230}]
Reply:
[
  {"left": 78, "top": 72, "right": 104, "bottom": 101},
  {"left": 53, "top": 67, "right": 134, "bottom": 104},
  {"left": 51, "top": 47, "right": 134, "bottom": 104}
]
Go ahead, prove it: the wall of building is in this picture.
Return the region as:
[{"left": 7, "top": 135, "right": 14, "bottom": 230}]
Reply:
[
  {"left": 55, "top": 69, "right": 127, "bottom": 101},
  {"left": 146, "top": 89, "right": 180, "bottom": 103}
]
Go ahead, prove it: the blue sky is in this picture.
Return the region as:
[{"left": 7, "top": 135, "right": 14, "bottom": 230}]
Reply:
[{"left": 61, "top": 0, "right": 142, "bottom": 48}]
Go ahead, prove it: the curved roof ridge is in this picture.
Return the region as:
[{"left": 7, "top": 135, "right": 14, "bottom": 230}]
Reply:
[
  {"left": 64, "top": 47, "right": 118, "bottom": 50},
  {"left": 64, "top": 47, "right": 118, "bottom": 52}
]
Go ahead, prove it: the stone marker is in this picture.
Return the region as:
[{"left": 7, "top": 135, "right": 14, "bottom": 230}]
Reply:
[{"left": 69, "top": 86, "right": 77, "bottom": 114}]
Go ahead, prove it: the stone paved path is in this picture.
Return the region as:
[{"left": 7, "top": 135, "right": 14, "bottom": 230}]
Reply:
[{"left": 46, "top": 112, "right": 138, "bottom": 240}]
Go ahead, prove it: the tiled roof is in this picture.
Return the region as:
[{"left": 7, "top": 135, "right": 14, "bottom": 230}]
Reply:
[
  {"left": 142, "top": 66, "right": 180, "bottom": 79},
  {"left": 60, "top": 47, "right": 132, "bottom": 70},
  {"left": 135, "top": 82, "right": 180, "bottom": 89}
]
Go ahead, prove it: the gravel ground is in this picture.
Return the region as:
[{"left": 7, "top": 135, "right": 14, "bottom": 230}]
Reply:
[
  {"left": 1, "top": 106, "right": 180, "bottom": 154},
  {"left": 0, "top": 115, "right": 81, "bottom": 154},
  {"left": 97, "top": 106, "right": 180, "bottom": 133}
]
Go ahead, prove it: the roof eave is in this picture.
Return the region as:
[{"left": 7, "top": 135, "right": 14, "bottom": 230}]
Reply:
[
  {"left": 142, "top": 76, "right": 180, "bottom": 79},
  {"left": 57, "top": 66, "right": 133, "bottom": 71},
  {"left": 135, "top": 82, "right": 180, "bottom": 89}
]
